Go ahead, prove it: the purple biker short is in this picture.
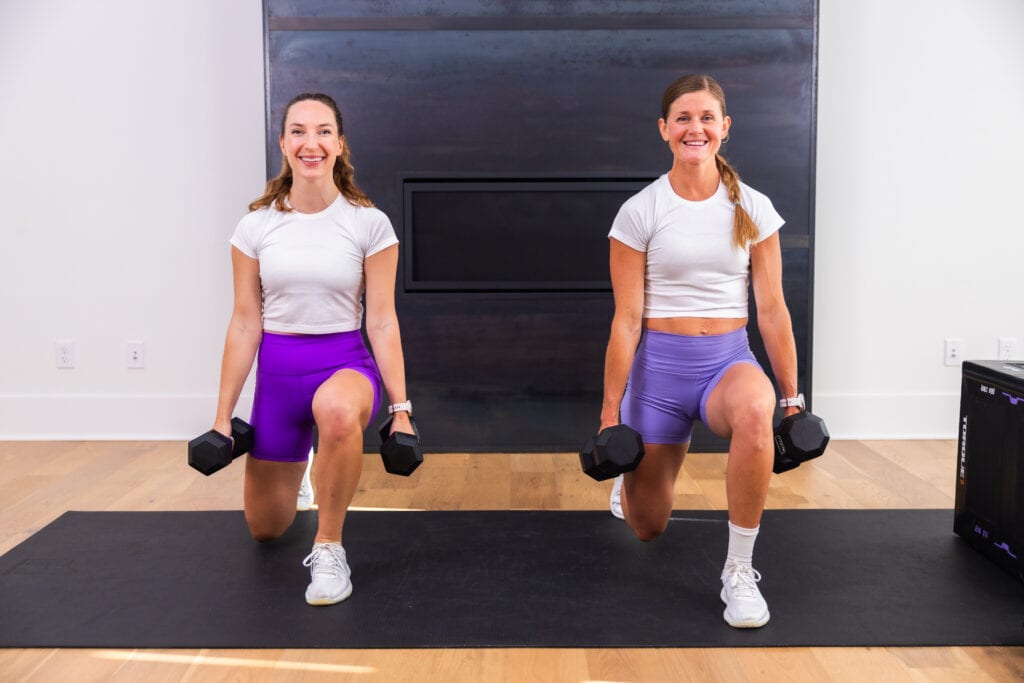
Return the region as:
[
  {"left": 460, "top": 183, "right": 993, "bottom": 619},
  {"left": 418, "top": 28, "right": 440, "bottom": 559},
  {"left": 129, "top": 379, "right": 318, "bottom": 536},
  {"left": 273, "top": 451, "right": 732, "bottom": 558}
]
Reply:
[
  {"left": 621, "top": 327, "right": 762, "bottom": 445},
  {"left": 249, "top": 330, "right": 383, "bottom": 462}
]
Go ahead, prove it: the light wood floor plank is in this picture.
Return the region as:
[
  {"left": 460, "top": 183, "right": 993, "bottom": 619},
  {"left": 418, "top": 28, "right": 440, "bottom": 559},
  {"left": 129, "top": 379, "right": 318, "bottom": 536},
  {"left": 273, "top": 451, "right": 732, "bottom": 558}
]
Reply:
[{"left": 1, "top": 439, "right": 1022, "bottom": 682}]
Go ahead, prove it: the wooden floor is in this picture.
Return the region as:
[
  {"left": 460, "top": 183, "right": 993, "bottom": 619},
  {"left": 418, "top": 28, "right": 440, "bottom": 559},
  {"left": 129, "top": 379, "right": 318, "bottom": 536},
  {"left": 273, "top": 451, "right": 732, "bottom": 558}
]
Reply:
[{"left": 1, "top": 439, "right": 1021, "bottom": 682}]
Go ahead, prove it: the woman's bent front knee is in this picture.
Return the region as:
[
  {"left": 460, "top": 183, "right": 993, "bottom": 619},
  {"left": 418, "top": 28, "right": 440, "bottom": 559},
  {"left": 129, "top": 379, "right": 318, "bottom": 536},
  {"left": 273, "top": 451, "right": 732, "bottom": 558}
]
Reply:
[
  {"left": 312, "top": 369, "right": 376, "bottom": 442},
  {"left": 728, "top": 397, "right": 775, "bottom": 447},
  {"left": 315, "top": 404, "right": 363, "bottom": 442}
]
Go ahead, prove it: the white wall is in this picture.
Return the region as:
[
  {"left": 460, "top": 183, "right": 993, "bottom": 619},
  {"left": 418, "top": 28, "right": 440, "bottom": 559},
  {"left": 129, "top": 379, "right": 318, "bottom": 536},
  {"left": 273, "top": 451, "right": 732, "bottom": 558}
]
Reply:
[
  {"left": 0, "top": 0, "right": 1021, "bottom": 439},
  {"left": 0, "top": 0, "right": 265, "bottom": 438},
  {"left": 814, "top": 0, "right": 1024, "bottom": 437}
]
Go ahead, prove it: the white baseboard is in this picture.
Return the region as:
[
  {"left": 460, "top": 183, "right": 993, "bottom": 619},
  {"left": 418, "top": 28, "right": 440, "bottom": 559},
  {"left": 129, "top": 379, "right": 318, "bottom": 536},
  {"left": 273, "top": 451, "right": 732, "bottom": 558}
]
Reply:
[{"left": 0, "top": 394, "right": 253, "bottom": 440}]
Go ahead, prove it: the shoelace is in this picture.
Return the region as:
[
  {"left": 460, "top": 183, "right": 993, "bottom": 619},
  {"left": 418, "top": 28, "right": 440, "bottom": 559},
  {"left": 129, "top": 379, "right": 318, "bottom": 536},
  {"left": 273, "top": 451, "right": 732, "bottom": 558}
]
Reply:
[
  {"left": 302, "top": 543, "right": 346, "bottom": 579},
  {"left": 722, "top": 563, "right": 762, "bottom": 598}
]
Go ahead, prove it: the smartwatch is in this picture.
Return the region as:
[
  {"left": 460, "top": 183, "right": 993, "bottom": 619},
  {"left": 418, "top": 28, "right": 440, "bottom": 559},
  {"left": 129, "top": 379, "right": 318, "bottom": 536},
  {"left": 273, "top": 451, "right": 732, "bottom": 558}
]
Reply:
[
  {"left": 388, "top": 401, "right": 413, "bottom": 415},
  {"left": 779, "top": 394, "right": 805, "bottom": 409}
]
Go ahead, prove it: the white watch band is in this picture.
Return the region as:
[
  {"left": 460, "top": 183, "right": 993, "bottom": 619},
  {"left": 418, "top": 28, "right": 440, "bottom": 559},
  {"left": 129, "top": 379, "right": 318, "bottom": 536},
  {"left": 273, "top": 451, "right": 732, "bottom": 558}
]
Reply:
[
  {"left": 779, "top": 393, "right": 805, "bottom": 409},
  {"left": 388, "top": 401, "right": 413, "bottom": 415}
]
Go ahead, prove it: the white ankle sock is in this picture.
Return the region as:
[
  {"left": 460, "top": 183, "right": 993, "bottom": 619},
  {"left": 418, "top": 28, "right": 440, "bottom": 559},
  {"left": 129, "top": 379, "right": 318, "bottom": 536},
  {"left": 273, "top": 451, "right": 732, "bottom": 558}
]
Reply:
[{"left": 726, "top": 521, "right": 759, "bottom": 566}]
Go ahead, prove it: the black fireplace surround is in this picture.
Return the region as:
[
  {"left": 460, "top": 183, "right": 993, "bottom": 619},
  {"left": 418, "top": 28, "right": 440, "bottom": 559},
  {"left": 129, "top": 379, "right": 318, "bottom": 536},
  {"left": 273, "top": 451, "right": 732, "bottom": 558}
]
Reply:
[{"left": 265, "top": 0, "right": 818, "bottom": 452}]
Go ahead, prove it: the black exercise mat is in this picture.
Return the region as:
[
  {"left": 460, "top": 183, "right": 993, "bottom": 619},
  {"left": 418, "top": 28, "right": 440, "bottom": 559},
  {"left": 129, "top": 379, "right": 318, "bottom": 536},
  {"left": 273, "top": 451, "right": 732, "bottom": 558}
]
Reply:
[{"left": 1, "top": 509, "right": 1022, "bottom": 648}]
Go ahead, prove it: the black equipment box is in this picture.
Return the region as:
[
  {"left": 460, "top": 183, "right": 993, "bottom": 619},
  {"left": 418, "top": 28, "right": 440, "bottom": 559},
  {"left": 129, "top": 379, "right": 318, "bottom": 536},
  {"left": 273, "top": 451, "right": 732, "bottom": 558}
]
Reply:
[{"left": 954, "top": 360, "right": 1024, "bottom": 580}]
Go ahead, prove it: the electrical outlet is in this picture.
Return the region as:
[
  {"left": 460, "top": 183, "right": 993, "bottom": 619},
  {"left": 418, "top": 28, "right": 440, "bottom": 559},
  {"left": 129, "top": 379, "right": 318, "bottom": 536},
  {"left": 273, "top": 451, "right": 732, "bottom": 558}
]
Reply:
[
  {"left": 55, "top": 339, "right": 75, "bottom": 369},
  {"left": 944, "top": 338, "right": 962, "bottom": 366},
  {"left": 998, "top": 337, "right": 1018, "bottom": 361},
  {"left": 127, "top": 341, "right": 145, "bottom": 369}
]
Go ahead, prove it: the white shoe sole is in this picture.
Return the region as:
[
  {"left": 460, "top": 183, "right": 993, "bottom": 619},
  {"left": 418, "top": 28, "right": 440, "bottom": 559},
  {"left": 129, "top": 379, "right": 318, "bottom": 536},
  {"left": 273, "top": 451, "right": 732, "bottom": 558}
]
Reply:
[
  {"left": 720, "top": 588, "right": 770, "bottom": 628},
  {"left": 306, "top": 583, "right": 353, "bottom": 606}
]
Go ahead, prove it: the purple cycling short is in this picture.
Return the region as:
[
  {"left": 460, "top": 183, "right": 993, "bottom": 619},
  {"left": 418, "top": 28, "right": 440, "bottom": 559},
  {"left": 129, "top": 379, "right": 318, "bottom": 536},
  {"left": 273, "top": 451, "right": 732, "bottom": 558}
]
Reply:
[
  {"left": 621, "top": 327, "right": 762, "bottom": 445},
  {"left": 249, "top": 330, "right": 383, "bottom": 462}
]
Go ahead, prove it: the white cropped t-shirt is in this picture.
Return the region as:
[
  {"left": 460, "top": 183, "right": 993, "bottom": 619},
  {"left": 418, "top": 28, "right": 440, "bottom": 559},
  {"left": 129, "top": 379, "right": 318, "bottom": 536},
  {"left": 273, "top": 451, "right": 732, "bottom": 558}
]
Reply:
[
  {"left": 230, "top": 195, "right": 398, "bottom": 334},
  {"left": 608, "top": 174, "right": 784, "bottom": 319}
]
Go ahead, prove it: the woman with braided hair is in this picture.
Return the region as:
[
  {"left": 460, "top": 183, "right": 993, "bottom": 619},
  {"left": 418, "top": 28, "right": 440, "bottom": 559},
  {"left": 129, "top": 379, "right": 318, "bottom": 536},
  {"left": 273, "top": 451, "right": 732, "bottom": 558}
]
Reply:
[{"left": 599, "top": 74, "right": 802, "bottom": 628}]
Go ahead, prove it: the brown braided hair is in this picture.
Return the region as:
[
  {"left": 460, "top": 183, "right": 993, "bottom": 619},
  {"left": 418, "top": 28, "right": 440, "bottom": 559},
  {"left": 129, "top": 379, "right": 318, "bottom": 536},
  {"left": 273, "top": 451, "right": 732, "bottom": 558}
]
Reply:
[
  {"left": 249, "top": 93, "right": 373, "bottom": 212},
  {"left": 661, "top": 75, "right": 759, "bottom": 250}
]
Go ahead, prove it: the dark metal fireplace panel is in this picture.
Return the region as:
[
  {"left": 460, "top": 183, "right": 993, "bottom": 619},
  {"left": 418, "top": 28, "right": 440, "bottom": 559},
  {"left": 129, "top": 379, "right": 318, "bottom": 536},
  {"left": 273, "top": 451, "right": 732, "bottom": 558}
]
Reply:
[{"left": 264, "top": 0, "right": 818, "bottom": 452}]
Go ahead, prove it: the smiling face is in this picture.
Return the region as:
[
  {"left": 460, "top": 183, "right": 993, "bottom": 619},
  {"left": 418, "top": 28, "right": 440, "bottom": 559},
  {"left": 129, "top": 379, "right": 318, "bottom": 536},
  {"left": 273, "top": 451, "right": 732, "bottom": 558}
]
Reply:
[
  {"left": 658, "top": 89, "right": 731, "bottom": 168},
  {"left": 279, "top": 99, "right": 344, "bottom": 184}
]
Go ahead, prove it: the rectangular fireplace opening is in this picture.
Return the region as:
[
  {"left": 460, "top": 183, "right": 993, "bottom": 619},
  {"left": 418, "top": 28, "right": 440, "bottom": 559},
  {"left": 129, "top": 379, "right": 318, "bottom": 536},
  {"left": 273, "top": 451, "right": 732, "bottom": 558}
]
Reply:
[{"left": 402, "top": 177, "right": 654, "bottom": 292}]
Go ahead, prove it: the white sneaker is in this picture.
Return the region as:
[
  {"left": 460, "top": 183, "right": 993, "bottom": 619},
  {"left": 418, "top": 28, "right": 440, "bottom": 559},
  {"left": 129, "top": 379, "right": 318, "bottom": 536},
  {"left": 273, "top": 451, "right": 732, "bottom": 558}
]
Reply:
[
  {"left": 720, "top": 561, "right": 770, "bottom": 628},
  {"left": 302, "top": 542, "right": 352, "bottom": 606},
  {"left": 297, "top": 478, "right": 314, "bottom": 511},
  {"left": 609, "top": 474, "right": 625, "bottom": 520},
  {"left": 297, "top": 448, "right": 315, "bottom": 511}
]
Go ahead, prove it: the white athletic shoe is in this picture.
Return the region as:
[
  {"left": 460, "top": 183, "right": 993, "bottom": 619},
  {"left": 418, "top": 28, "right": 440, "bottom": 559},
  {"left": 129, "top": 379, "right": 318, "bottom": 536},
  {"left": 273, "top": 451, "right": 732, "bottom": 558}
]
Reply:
[
  {"left": 720, "top": 561, "right": 770, "bottom": 628},
  {"left": 297, "top": 448, "right": 315, "bottom": 511},
  {"left": 302, "top": 542, "right": 352, "bottom": 606},
  {"left": 609, "top": 474, "right": 625, "bottom": 520}
]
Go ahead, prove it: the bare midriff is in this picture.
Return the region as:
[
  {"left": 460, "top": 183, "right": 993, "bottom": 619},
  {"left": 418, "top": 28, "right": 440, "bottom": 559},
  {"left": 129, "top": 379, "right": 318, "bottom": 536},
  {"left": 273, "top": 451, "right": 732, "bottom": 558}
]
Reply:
[{"left": 644, "top": 317, "right": 747, "bottom": 337}]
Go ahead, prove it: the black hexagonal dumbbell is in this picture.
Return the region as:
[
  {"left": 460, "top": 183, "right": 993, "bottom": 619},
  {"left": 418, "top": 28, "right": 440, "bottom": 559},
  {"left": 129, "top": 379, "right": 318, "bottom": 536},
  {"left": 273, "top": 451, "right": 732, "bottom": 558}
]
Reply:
[
  {"left": 773, "top": 411, "right": 830, "bottom": 474},
  {"left": 379, "top": 416, "right": 423, "bottom": 476},
  {"left": 579, "top": 424, "right": 645, "bottom": 481},
  {"left": 187, "top": 417, "right": 254, "bottom": 476}
]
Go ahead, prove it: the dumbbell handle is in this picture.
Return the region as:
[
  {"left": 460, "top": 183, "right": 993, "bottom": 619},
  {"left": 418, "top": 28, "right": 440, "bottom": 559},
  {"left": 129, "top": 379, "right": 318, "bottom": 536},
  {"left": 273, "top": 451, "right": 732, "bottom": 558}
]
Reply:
[
  {"left": 209, "top": 419, "right": 253, "bottom": 458},
  {"left": 229, "top": 417, "right": 254, "bottom": 457},
  {"left": 379, "top": 414, "right": 420, "bottom": 441}
]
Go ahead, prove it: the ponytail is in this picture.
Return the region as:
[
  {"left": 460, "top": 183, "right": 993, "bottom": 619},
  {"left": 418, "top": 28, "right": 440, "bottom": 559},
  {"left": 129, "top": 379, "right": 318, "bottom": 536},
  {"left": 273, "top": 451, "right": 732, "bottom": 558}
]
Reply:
[{"left": 715, "top": 154, "right": 759, "bottom": 250}]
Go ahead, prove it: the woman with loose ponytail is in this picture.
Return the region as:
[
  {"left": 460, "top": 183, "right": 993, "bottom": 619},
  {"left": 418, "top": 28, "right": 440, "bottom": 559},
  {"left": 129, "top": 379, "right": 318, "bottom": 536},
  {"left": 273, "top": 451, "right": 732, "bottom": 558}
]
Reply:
[
  {"left": 599, "top": 74, "right": 802, "bottom": 629},
  {"left": 210, "top": 92, "right": 415, "bottom": 607},
  {"left": 249, "top": 92, "right": 373, "bottom": 212}
]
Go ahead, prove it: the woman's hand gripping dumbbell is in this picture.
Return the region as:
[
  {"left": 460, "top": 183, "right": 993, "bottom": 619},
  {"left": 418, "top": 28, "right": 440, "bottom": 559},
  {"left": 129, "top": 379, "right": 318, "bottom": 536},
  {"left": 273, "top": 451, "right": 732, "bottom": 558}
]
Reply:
[
  {"left": 772, "top": 394, "right": 830, "bottom": 473},
  {"left": 378, "top": 401, "right": 423, "bottom": 476},
  {"left": 187, "top": 418, "right": 254, "bottom": 476}
]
